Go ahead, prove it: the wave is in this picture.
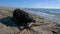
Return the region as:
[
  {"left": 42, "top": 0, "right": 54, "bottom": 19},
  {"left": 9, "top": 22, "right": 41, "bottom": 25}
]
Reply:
[
  {"left": 37, "top": 11, "right": 55, "bottom": 16},
  {"left": 50, "top": 11, "right": 60, "bottom": 13},
  {"left": 32, "top": 11, "right": 60, "bottom": 23},
  {"left": 23, "top": 9, "right": 60, "bottom": 23}
]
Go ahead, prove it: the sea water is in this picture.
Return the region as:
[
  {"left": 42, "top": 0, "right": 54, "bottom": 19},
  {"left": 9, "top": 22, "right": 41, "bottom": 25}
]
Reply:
[{"left": 22, "top": 8, "right": 60, "bottom": 24}]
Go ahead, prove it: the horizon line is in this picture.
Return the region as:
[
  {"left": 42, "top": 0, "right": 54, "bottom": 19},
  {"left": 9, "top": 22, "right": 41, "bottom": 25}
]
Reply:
[{"left": 0, "top": 6, "right": 60, "bottom": 9}]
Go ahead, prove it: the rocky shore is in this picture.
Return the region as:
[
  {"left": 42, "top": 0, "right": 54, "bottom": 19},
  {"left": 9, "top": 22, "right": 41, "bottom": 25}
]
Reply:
[{"left": 0, "top": 8, "right": 60, "bottom": 34}]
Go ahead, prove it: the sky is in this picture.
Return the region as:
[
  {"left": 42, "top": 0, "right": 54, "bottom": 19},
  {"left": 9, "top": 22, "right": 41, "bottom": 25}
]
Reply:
[{"left": 0, "top": 0, "right": 60, "bottom": 8}]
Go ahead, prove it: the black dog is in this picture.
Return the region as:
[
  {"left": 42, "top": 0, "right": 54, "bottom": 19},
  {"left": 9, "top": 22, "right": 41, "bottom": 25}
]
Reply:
[{"left": 13, "top": 9, "right": 35, "bottom": 29}]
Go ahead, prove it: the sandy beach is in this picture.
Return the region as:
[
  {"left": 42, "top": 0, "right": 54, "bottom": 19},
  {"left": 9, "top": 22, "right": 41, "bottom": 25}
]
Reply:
[{"left": 0, "top": 8, "right": 60, "bottom": 34}]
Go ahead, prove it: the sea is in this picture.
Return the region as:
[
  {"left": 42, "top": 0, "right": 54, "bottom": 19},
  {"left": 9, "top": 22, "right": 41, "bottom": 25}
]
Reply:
[{"left": 22, "top": 8, "right": 60, "bottom": 23}]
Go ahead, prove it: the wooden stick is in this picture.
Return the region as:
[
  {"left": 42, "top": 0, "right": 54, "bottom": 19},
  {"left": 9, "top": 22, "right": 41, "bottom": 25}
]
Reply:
[{"left": 17, "top": 22, "right": 34, "bottom": 34}]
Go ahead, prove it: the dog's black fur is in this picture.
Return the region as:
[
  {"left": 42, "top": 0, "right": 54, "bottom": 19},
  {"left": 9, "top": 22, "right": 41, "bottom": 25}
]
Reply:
[{"left": 13, "top": 9, "right": 35, "bottom": 29}]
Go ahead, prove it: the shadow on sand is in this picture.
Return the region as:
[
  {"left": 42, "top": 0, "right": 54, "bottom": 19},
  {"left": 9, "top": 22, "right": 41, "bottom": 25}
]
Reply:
[{"left": 0, "top": 16, "right": 21, "bottom": 30}]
